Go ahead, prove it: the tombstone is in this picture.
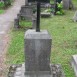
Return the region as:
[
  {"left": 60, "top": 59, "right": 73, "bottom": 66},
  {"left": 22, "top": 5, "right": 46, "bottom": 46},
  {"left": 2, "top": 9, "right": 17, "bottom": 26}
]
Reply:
[
  {"left": 14, "top": 5, "right": 33, "bottom": 29},
  {"left": 25, "top": 29, "right": 51, "bottom": 72},
  {"left": 73, "top": 11, "right": 77, "bottom": 22},
  {"left": 9, "top": 0, "right": 65, "bottom": 77},
  {"left": 7, "top": 28, "right": 65, "bottom": 77},
  {"left": 14, "top": 0, "right": 34, "bottom": 29},
  {"left": 71, "top": 55, "right": 77, "bottom": 77},
  {"left": 62, "top": 0, "right": 74, "bottom": 10},
  {"left": 20, "top": 5, "right": 33, "bottom": 21}
]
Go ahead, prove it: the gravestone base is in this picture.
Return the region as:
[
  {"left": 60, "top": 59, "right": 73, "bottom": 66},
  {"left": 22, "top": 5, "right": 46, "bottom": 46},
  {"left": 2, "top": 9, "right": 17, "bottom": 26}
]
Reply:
[
  {"left": 41, "top": 13, "right": 51, "bottom": 18},
  {"left": 8, "top": 63, "right": 65, "bottom": 77},
  {"left": 71, "top": 55, "right": 77, "bottom": 77}
]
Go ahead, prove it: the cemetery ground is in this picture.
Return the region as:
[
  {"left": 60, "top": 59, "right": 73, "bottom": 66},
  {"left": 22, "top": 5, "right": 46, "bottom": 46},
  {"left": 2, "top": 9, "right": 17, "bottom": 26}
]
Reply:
[{"left": 7, "top": 10, "right": 77, "bottom": 77}]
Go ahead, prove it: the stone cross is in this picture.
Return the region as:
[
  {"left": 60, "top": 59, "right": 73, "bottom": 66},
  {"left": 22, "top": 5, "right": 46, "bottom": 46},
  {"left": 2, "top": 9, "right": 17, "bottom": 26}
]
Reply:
[
  {"left": 24, "top": 0, "right": 51, "bottom": 76},
  {"left": 28, "top": 0, "right": 50, "bottom": 32}
]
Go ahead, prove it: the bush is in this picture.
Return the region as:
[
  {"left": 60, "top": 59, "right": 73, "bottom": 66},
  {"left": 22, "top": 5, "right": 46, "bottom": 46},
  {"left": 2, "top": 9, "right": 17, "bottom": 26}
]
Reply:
[
  {"left": 4, "top": 0, "right": 11, "bottom": 6},
  {"left": 0, "top": 2, "right": 5, "bottom": 8},
  {"left": 56, "top": 1, "right": 64, "bottom": 15}
]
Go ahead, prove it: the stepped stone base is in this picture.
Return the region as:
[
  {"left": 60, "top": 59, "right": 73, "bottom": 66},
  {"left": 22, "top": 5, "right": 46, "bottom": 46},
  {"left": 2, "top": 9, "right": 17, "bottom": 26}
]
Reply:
[
  {"left": 8, "top": 63, "right": 65, "bottom": 77},
  {"left": 41, "top": 13, "right": 51, "bottom": 18},
  {"left": 71, "top": 55, "right": 77, "bottom": 77}
]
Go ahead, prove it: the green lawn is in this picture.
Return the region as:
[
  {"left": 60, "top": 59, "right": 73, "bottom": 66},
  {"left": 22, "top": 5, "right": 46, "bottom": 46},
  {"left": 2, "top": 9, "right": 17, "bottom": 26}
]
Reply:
[
  {"left": 7, "top": 1, "right": 77, "bottom": 77},
  {"left": 0, "top": 9, "right": 4, "bottom": 14}
]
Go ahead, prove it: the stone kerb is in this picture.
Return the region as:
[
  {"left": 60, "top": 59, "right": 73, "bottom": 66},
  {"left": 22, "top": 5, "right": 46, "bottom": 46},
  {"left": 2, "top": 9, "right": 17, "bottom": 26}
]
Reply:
[
  {"left": 71, "top": 55, "right": 77, "bottom": 77},
  {"left": 73, "top": 11, "right": 77, "bottom": 22}
]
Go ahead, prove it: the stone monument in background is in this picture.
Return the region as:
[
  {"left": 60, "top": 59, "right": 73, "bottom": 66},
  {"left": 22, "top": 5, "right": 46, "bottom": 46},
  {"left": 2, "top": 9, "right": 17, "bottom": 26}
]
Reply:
[{"left": 62, "top": 0, "right": 74, "bottom": 10}]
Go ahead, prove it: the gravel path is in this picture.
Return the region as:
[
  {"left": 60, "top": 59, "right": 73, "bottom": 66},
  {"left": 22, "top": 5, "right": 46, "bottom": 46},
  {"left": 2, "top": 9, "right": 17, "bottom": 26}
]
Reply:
[{"left": 0, "top": 0, "right": 25, "bottom": 77}]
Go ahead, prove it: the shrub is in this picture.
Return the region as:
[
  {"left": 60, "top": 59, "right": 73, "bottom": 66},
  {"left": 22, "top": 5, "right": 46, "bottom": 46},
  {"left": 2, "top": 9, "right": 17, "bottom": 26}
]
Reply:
[
  {"left": 56, "top": 1, "right": 64, "bottom": 15},
  {"left": 0, "top": 2, "right": 5, "bottom": 8},
  {"left": 4, "top": 0, "right": 11, "bottom": 6}
]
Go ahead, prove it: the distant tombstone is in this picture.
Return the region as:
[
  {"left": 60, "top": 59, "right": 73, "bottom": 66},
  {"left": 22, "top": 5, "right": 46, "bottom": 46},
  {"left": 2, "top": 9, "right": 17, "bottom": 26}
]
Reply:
[
  {"left": 73, "top": 11, "right": 77, "bottom": 22},
  {"left": 62, "top": 0, "right": 74, "bottom": 10},
  {"left": 20, "top": 5, "right": 33, "bottom": 21}
]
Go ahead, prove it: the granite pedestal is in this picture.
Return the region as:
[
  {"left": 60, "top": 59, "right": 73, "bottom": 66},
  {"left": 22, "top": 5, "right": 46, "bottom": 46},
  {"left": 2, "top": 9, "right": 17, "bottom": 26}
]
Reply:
[
  {"left": 8, "top": 64, "right": 65, "bottom": 77},
  {"left": 24, "top": 29, "right": 52, "bottom": 72}
]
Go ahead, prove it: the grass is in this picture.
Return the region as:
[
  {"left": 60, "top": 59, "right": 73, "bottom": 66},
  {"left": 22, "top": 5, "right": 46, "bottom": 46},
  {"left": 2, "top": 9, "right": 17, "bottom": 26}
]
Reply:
[
  {"left": 19, "top": 20, "right": 32, "bottom": 28},
  {"left": 0, "top": 9, "right": 4, "bottom": 14},
  {"left": 41, "top": 10, "right": 77, "bottom": 77},
  {"left": 7, "top": 1, "right": 77, "bottom": 77}
]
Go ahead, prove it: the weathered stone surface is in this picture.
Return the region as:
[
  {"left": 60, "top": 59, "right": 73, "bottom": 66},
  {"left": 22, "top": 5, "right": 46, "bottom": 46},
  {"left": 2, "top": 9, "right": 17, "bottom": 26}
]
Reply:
[
  {"left": 20, "top": 5, "right": 33, "bottom": 21},
  {"left": 8, "top": 64, "right": 65, "bottom": 77},
  {"left": 25, "top": 0, "right": 28, "bottom": 5},
  {"left": 24, "top": 29, "right": 52, "bottom": 71},
  {"left": 73, "top": 11, "right": 77, "bottom": 22},
  {"left": 62, "top": 0, "right": 74, "bottom": 10},
  {"left": 71, "top": 55, "right": 77, "bottom": 77}
]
